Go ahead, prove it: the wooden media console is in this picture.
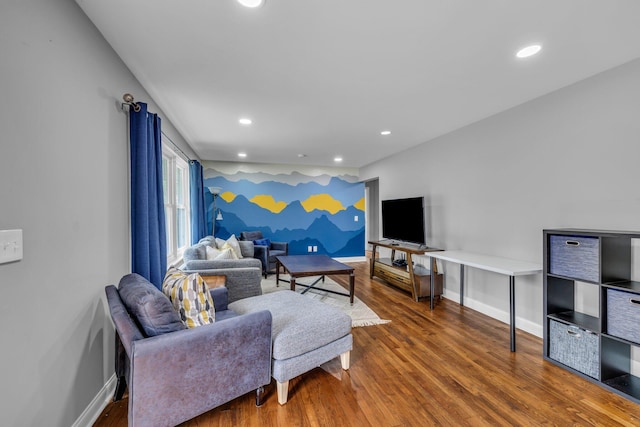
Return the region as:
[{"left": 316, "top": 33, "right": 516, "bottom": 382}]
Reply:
[{"left": 369, "top": 240, "right": 443, "bottom": 302}]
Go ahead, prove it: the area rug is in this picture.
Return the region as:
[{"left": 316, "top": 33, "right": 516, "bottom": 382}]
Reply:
[{"left": 261, "top": 274, "right": 390, "bottom": 327}]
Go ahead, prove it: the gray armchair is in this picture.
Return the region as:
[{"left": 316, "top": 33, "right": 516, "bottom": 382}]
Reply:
[
  {"left": 240, "top": 231, "right": 289, "bottom": 278},
  {"left": 181, "top": 240, "right": 263, "bottom": 302},
  {"left": 105, "top": 273, "right": 272, "bottom": 427}
]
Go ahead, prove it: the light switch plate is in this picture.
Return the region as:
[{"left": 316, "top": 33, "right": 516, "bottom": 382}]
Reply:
[{"left": 0, "top": 229, "right": 23, "bottom": 264}]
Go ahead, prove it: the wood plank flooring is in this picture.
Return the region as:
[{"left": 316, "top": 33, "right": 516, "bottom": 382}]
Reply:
[{"left": 94, "top": 262, "right": 640, "bottom": 426}]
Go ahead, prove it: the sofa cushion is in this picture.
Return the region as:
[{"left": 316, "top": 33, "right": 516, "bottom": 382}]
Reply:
[
  {"left": 162, "top": 268, "right": 216, "bottom": 328},
  {"left": 238, "top": 240, "right": 254, "bottom": 258},
  {"left": 229, "top": 290, "right": 351, "bottom": 360},
  {"left": 240, "top": 231, "right": 263, "bottom": 242},
  {"left": 198, "top": 236, "right": 215, "bottom": 245},
  {"left": 215, "top": 309, "right": 239, "bottom": 322},
  {"left": 183, "top": 242, "right": 208, "bottom": 262},
  {"left": 118, "top": 273, "right": 186, "bottom": 337}
]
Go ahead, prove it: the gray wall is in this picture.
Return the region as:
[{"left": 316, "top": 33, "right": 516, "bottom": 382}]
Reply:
[
  {"left": 0, "top": 0, "right": 195, "bottom": 426},
  {"left": 360, "top": 57, "right": 640, "bottom": 336}
]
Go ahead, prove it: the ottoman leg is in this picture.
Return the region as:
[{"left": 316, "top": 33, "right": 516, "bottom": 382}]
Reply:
[
  {"left": 340, "top": 350, "right": 351, "bottom": 370},
  {"left": 277, "top": 380, "right": 289, "bottom": 405}
]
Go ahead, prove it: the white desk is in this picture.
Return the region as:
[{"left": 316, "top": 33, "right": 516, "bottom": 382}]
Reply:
[{"left": 427, "top": 250, "right": 542, "bottom": 352}]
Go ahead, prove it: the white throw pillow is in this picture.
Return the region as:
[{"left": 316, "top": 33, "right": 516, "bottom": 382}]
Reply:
[
  {"left": 225, "top": 234, "right": 243, "bottom": 259},
  {"left": 213, "top": 234, "right": 243, "bottom": 259},
  {"left": 215, "top": 247, "right": 236, "bottom": 260},
  {"left": 205, "top": 245, "right": 222, "bottom": 260}
]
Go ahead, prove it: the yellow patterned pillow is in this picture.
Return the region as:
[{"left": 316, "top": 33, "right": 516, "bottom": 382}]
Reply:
[{"left": 162, "top": 268, "right": 215, "bottom": 328}]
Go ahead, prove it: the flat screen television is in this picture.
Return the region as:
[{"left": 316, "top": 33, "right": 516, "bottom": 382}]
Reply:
[{"left": 381, "top": 197, "right": 426, "bottom": 245}]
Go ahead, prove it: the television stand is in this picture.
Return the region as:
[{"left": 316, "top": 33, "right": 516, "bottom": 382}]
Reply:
[{"left": 369, "top": 240, "right": 443, "bottom": 302}]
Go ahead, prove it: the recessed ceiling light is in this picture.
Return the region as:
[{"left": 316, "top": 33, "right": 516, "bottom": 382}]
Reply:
[
  {"left": 237, "top": 0, "right": 264, "bottom": 8},
  {"left": 298, "top": 154, "right": 307, "bottom": 158},
  {"left": 380, "top": 130, "right": 391, "bottom": 136},
  {"left": 238, "top": 152, "right": 247, "bottom": 158},
  {"left": 238, "top": 118, "right": 252, "bottom": 125},
  {"left": 516, "top": 44, "right": 542, "bottom": 59},
  {"left": 334, "top": 156, "right": 343, "bottom": 162}
]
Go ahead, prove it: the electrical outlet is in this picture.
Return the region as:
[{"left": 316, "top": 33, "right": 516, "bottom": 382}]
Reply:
[
  {"left": 307, "top": 246, "right": 313, "bottom": 252},
  {"left": 0, "top": 229, "right": 23, "bottom": 264},
  {"left": 354, "top": 215, "right": 358, "bottom": 222},
  {"left": 313, "top": 246, "right": 318, "bottom": 252}
]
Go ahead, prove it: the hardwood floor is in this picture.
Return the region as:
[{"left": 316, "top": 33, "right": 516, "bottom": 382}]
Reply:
[{"left": 94, "top": 262, "right": 640, "bottom": 426}]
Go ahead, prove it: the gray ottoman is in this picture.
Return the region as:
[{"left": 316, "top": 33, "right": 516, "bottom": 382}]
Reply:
[{"left": 229, "top": 290, "right": 352, "bottom": 404}]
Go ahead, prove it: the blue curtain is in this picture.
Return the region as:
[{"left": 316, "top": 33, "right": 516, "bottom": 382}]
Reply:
[
  {"left": 189, "top": 160, "right": 207, "bottom": 244},
  {"left": 130, "top": 102, "right": 167, "bottom": 289}
]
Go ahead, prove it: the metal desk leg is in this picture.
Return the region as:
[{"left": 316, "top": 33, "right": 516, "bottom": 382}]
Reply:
[
  {"left": 349, "top": 271, "right": 355, "bottom": 305},
  {"left": 430, "top": 256, "right": 436, "bottom": 310},
  {"left": 460, "top": 264, "right": 465, "bottom": 306},
  {"left": 510, "top": 275, "right": 516, "bottom": 352}
]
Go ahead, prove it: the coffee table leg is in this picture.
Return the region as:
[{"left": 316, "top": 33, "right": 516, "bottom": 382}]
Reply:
[
  {"left": 290, "top": 277, "right": 296, "bottom": 292},
  {"left": 349, "top": 272, "right": 355, "bottom": 305},
  {"left": 276, "top": 259, "right": 280, "bottom": 287}
]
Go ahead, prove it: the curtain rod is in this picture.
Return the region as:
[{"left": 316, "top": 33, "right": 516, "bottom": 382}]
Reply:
[
  {"left": 161, "top": 130, "right": 192, "bottom": 163},
  {"left": 122, "top": 93, "right": 193, "bottom": 163}
]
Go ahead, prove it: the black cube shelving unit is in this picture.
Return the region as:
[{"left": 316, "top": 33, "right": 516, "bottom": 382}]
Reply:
[{"left": 543, "top": 228, "right": 640, "bottom": 404}]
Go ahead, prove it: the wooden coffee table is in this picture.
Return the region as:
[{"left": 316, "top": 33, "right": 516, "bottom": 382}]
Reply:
[{"left": 276, "top": 255, "right": 355, "bottom": 304}]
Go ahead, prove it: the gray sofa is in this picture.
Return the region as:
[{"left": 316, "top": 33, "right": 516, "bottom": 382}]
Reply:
[
  {"left": 105, "top": 273, "right": 272, "bottom": 427},
  {"left": 181, "top": 237, "right": 263, "bottom": 302}
]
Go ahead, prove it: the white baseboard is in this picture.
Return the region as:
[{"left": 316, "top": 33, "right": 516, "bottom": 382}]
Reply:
[
  {"left": 72, "top": 374, "right": 117, "bottom": 427},
  {"left": 443, "top": 291, "right": 543, "bottom": 338},
  {"left": 334, "top": 256, "right": 367, "bottom": 262}
]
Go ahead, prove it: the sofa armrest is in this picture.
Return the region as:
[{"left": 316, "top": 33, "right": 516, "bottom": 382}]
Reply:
[
  {"left": 105, "top": 285, "right": 144, "bottom": 359},
  {"left": 181, "top": 257, "right": 262, "bottom": 271},
  {"left": 252, "top": 245, "right": 268, "bottom": 272},
  {"left": 270, "top": 241, "right": 288, "bottom": 253},
  {"left": 183, "top": 267, "right": 263, "bottom": 303},
  {"left": 222, "top": 268, "right": 263, "bottom": 302},
  {"left": 128, "top": 310, "right": 272, "bottom": 427}
]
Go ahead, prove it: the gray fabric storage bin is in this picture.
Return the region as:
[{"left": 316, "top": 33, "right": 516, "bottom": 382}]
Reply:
[
  {"left": 607, "top": 289, "right": 640, "bottom": 344},
  {"left": 549, "top": 235, "right": 599, "bottom": 282},
  {"left": 549, "top": 319, "right": 600, "bottom": 379}
]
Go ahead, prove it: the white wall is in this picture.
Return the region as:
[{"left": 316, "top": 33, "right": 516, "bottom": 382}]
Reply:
[
  {"left": 0, "top": 1, "right": 195, "bottom": 426},
  {"left": 360, "top": 58, "right": 640, "bottom": 337}
]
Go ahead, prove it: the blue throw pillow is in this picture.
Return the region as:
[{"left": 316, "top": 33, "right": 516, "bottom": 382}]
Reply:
[{"left": 253, "top": 238, "right": 271, "bottom": 247}]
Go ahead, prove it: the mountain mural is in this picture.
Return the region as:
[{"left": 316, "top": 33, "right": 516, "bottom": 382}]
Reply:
[{"left": 203, "top": 167, "right": 365, "bottom": 257}]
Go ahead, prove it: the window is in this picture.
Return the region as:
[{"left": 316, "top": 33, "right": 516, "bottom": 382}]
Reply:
[{"left": 162, "top": 143, "right": 190, "bottom": 264}]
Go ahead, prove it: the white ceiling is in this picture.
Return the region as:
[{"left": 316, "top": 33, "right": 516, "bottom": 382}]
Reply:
[{"left": 76, "top": 0, "right": 640, "bottom": 168}]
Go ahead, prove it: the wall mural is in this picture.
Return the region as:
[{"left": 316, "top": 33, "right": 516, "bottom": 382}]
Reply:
[{"left": 203, "top": 166, "right": 365, "bottom": 257}]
